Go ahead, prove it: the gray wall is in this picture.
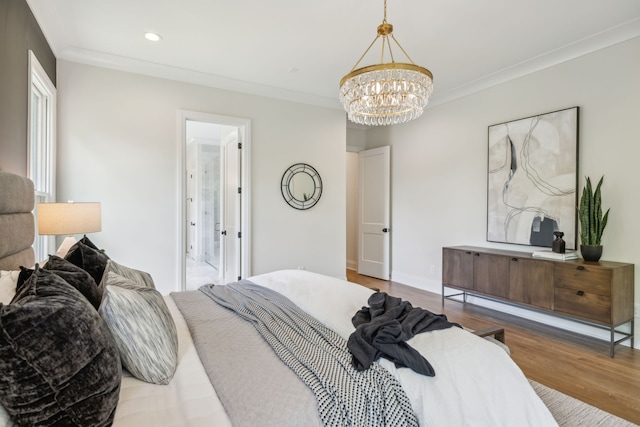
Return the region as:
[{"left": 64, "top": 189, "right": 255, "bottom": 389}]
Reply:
[{"left": 0, "top": 0, "right": 56, "bottom": 176}]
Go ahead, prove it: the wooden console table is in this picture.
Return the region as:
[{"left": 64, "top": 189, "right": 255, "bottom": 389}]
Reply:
[{"left": 442, "top": 246, "right": 635, "bottom": 357}]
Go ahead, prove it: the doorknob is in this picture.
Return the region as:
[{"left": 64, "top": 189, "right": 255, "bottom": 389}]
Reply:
[{"left": 382, "top": 228, "right": 389, "bottom": 233}]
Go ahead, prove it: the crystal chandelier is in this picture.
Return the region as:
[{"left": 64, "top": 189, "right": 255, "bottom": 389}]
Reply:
[{"left": 339, "top": 0, "right": 433, "bottom": 126}]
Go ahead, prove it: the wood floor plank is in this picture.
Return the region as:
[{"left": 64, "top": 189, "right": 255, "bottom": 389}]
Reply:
[{"left": 346, "top": 270, "right": 640, "bottom": 424}]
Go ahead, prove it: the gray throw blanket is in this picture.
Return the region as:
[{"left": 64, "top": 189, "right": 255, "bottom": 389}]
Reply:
[
  {"left": 349, "top": 292, "right": 461, "bottom": 376},
  {"left": 172, "top": 290, "right": 322, "bottom": 427},
  {"left": 201, "top": 281, "right": 419, "bottom": 427}
]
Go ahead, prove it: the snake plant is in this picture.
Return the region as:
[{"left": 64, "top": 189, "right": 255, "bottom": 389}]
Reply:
[{"left": 578, "top": 176, "right": 609, "bottom": 246}]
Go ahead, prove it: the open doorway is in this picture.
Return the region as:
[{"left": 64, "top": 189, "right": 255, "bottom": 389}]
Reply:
[
  {"left": 178, "top": 110, "right": 251, "bottom": 291},
  {"left": 185, "top": 120, "right": 226, "bottom": 289}
]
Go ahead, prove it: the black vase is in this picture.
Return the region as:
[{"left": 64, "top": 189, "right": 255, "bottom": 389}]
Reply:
[{"left": 581, "top": 245, "right": 603, "bottom": 262}]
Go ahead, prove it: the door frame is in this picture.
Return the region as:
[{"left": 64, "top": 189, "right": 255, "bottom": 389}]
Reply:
[{"left": 177, "top": 110, "right": 252, "bottom": 290}]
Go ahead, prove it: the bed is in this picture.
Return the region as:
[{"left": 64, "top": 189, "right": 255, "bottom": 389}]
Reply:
[{"left": 0, "top": 170, "right": 558, "bottom": 426}]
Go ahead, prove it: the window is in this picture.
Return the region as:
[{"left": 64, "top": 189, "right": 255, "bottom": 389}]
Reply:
[{"left": 28, "top": 50, "right": 57, "bottom": 261}]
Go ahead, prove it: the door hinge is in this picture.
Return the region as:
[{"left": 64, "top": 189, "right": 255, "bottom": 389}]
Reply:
[
  {"left": 237, "top": 275, "right": 242, "bottom": 281},
  {"left": 238, "top": 142, "right": 242, "bottom": 149},
  {"left": 237, "top": 231, "right": 242, "bottom": 238},
  {"left": 221, "top": 230, "right": 227, "bottom": 236},
  {"left": 238, "top": 187, "right": 242, "bottom": 194}
]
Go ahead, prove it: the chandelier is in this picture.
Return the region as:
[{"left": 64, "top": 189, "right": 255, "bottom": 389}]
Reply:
[{"left": 339, "top": 0, "right": 433, "bottom": 126}]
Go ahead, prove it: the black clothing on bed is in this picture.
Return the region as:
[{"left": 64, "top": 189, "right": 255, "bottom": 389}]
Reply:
[{"left": 348, "top": 292, "right": 461, "bottom": 376}]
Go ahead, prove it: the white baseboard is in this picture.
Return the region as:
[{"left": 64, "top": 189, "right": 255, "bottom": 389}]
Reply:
[
  {"left": 460, "top": 295, "right": 636, "bottom": 349},
  {"left": 390, "top": 271, "right": 638, "bottom": 350},
  {"left": 346, "top": 260, "right": 357, "bottom": 271},
  {"left": 390, "top": 271, "right": 442, "bottom": 294}
]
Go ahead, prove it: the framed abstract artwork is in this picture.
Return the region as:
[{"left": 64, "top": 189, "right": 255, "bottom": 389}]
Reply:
[{"left": 487, "top": 107, "right": 579, "bottom": 249}]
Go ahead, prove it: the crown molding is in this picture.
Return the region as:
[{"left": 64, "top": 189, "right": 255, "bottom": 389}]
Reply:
[
  {"left": 428, "top": 18, "right": 640, "bottom": 108},
  {"left": 58, "top": 47, "right": 342, "bottom": 110}
]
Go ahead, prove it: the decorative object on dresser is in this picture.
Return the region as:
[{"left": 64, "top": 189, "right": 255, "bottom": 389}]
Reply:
[
  {"left": 487, "top": 107, "right": 579, "bottom": 249},
  {"left": 442, "top": 246, "right": 634, "bottom": 357},
  {"left": 552, "top": 231, "right": 566, "bottom": 253},
  {"left": 578, "top": 176, "right": 609, "bottom": 262}
]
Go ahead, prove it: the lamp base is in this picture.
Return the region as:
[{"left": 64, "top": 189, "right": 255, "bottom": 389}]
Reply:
[{"left": 56, "top": 236, "right": 78, "bottom": 258}]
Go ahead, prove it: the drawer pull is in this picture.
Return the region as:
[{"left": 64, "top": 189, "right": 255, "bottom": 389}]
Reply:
[
  {"left": 465, "top": 251, "right": 471, "bottom": 254},
  {"left": 511, "top": 257, "right": 518, "bottom": 262},
  {"left": 474, "top": 253, "right": 480, "bottom": 256},
  {"left": 577, "top": 266, "right": 585, "bottom": 271},
  {"left": 576, "top": 290, "right": 585, "bottom": 296}
]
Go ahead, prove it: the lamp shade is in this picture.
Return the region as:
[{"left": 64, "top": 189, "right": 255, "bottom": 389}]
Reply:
[{"left": 37, "top": 202, "right": 101, "bottom": 235}]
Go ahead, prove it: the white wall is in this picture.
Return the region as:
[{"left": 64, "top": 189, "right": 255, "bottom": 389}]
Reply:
[
  {"left": 56, "top": 60, "right": 346, "bottom": 294},
  {"left": 364, "top": 37, "right": 640, "bottom": 345}
]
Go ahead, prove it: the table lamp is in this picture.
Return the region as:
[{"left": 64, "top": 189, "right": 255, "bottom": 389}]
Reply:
[{"left": 37, "top": 202, "right": 101, "bottom": 256}]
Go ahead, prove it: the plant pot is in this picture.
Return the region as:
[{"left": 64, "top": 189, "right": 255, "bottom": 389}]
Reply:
[{"left": 580, "top": 245, "right": 603, "bottom": 262}]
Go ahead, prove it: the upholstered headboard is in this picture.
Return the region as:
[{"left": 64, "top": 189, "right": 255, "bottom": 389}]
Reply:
[{"left": 0, "top": 170, "right": 35, "bottom": 270}]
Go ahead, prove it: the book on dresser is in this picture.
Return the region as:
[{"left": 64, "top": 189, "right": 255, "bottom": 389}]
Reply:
[{"left": 531, "top": 249, "right": 578, "bottom": 260}]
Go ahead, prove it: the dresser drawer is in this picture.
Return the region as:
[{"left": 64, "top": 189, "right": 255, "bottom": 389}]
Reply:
[
  {"left": 554, "top": 287, "right": 611, "bottom": 324},
  {"left": 554, "top": 264, "right": 611, "bottom": 296}
]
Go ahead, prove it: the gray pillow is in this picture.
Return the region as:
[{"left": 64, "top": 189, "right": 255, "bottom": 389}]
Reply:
[
  {"left": 0, "top": 266, "right": 121, "bottom": 426},
  {"left": 99, "top": 272, "right": 178, "bottom": 385},
  {"left": 106, "top": 259, "right": 155, "bottom": 289}
]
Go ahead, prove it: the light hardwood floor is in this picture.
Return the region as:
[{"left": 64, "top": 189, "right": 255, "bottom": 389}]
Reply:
[{"left": 346, "top": 270, "right": 640, "bottom": 424}]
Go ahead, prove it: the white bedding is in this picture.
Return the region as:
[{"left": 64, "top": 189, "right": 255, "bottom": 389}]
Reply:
[
  {"left": 250, "top": 270, "right": 558, "bottom": 427},
  {"left": 4, "top": 269, "right": 556, "bottom": 427}
]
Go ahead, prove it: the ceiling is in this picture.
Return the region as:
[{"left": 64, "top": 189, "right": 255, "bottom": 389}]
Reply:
[{"left": 26, "top": 0, "right": 640, "bottom": 111}]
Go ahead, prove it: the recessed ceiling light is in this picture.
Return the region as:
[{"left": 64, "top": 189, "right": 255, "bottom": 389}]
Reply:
[{"left": 144, "top": 32, "right": 162, "bottom": 42}]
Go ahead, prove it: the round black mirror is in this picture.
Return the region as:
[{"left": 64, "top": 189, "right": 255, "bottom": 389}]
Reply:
[{"left": 281, "top": 163, "right": 322, "bottom": 210}]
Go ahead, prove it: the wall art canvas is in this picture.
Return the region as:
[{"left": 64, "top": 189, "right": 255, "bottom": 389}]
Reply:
[{"left": 487, "top": 107, "right": 578, "bottom": 249}]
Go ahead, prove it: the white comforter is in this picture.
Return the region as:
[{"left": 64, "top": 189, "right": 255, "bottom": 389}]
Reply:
[
  {"left": 114, "top": 269, "right": 557, "bottom": 427},
  {"left": 252, "top": 270, "right": 558, "bottom": 427}
]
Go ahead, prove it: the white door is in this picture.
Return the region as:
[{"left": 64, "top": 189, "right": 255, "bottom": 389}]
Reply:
[
  {"left": 220, "top": 130, "right": 241, "bottom": 284},
  {"left": 357, "top": 146, "right": 391, "bottom": 280}
]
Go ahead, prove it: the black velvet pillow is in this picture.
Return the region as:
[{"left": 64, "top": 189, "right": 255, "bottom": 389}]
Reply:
[
  {"left": 65, "top": 241, "right": 110, "bottom": 285},
  {"left": 14, "top": 266, "right": 34, "bottom": 297},
  {"left": 43, "top": 255, "right": 103, "bottom": 309},
  {"left": 79, "top": 234, "right": 104, "bottom": 252},
  {"left": 0, "top": 266, "right": 121, "bottom": 426}
]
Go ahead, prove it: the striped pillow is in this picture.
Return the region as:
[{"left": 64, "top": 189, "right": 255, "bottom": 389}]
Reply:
[
  {"left": 99, "top": 272, "right": 178, "bottom": 385},
  {"left": 106, "top": 260, "right": 155, "bottom": 289}
]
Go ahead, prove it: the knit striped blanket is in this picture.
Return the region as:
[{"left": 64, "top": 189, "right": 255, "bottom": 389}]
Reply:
[{"left": 201, "top": 281, "right": 418, "bottom": 427}]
